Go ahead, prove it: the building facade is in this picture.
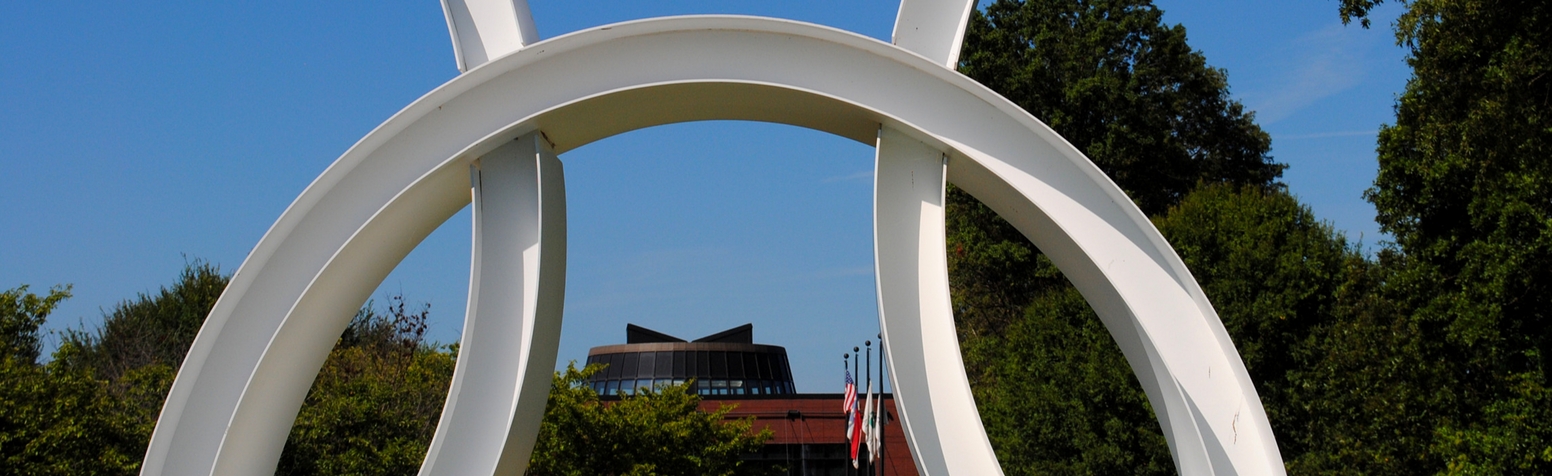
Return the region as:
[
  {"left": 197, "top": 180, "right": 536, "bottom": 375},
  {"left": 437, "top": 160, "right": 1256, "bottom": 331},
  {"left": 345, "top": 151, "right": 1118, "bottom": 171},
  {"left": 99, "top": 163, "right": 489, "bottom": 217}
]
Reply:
[
  {"left": 584, "top": 323, "right": 797, "bottom": 396},
  {"left": 703, "top": 394, "right": 917, "bottom": 476},
  {"left": 586, "top": 324, "right": 917, "bottom": 475}
]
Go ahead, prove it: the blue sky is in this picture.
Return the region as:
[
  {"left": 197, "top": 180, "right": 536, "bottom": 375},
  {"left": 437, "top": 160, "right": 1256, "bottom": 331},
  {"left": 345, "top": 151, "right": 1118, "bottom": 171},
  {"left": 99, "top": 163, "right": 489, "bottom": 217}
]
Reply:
[{"left": 1, "top": 1, "right": 1406, "bottom": 392}]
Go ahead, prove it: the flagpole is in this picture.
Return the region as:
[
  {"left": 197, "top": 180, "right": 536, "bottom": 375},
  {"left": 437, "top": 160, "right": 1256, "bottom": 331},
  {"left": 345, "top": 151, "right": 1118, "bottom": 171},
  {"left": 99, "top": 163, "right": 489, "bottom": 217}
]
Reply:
[
  {"left": 841, "top": 353, "right": 852, "bottom": 476},
  {"left": 878, "top": 333, "right": 886, "bottom": 476},
  {"left": 865, "top": 340, "right": 873, "bottom": 475},
  {"left": 852, "top": 346, "right": 860, "bottom": 476}
]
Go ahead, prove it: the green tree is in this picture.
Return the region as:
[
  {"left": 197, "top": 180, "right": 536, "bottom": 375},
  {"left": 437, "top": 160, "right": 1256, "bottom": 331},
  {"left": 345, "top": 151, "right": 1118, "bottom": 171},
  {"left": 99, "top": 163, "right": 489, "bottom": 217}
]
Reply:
[
  {"left": 8, "top": 264, "right": 461, "bottom": 475},
  {"left": 59, "top": 261, "right": 227, "bottom": 383},
  {"left": 1279, "top": 256, "right": 1456, "bottom": 475},
  {"left": 527, "top": 364, "right": 774, "bottom": 476},
  {"left": 2, "top": 266, "right": 229, "bottom": 475},
  {"left": 951, "top": 1, "right": 1299, "bottom": 472},
  {"left": 1340, "top": 0, "right": 1552, "bottom": 472},
  {"left": 1153, "top": 185, "right": 1353, "bottom": 386},
  {"left": 1, "top": 285, "right": 72, "bottom": 363},
  {"left": 1, "top": 285, "right": 146, "bottom": 475},
  {"left": 959, "top": 184, "right": 1367, "bottom": 473},
  {"left": 1155, "top": 185, "right": 1415, "bottom": 475},
  {"left": 55, "top": 261, "right": 228, "bottom": 436},
  {"left": 962, "top": 284, "right": 1174, "bottom": 474},
  {"left": 276, "top": 296, "right": 457, "bottom": 475},
  {"left": 950, "top": 0, "right": 1285, "bottom": 343},
  {"left": 959, "top": 0, "right": 1282, "bottom": 217}
]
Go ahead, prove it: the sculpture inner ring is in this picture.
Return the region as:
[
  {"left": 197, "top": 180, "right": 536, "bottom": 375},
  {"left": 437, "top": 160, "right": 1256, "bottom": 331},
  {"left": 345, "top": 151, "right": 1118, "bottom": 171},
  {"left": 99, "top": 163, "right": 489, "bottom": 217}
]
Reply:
[{"left": 142, "top": 15, "right": 1283, "bottom": 476}]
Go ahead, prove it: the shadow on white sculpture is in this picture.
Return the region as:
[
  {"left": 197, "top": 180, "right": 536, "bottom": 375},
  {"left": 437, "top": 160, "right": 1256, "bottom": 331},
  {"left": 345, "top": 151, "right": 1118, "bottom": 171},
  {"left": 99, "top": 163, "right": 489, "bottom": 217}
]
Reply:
[{"left": 140, "top": 1, "right": 1286, "bottom": 475}]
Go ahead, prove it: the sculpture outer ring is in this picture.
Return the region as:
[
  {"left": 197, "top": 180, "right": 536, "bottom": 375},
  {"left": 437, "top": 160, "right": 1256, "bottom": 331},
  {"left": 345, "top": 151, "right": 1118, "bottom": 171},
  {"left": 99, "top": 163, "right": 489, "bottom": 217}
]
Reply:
[{"left": 142, "top": 15, "right": 1283, "bottom": 476}]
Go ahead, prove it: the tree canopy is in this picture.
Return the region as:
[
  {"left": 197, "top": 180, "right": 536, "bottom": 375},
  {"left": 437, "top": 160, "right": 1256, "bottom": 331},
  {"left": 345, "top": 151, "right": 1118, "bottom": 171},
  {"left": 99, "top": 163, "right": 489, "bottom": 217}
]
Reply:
[
  {"left": 527, "top": 364, "right": 774, "bottom": 476},
  {"left": 949, "top": 0, "right": 1552, "bottom": 473},
  {"left": 959, "top": 0, "right": 1282, "bottom": 216},
  {"left": 950, "top": 0, "right": 1286, "bottom": 342},
  {"left": 1, "top": 265, "right": 776, "bottom": 476},
  {"left": 951, "top": 1, "right": 1301, "bottom": 472},
  {"left": 2, "top": 285, "right": 146, "bottom": 475},
  {"left": 1343, "top": 0, "right": 1552, "bottom": 472},
  {"left": 276, "top": 297, "right": 456, "bottom": 475}
]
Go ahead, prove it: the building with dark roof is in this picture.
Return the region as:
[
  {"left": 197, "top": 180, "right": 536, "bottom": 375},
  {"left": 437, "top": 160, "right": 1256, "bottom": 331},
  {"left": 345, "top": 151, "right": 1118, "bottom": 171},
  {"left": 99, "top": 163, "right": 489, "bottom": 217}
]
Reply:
[
  {"left": 584, "top": 323, "right": 797, "bottom": 396},
  {"left": 585, "top": 324, "right": 918, "bottom": 475}
]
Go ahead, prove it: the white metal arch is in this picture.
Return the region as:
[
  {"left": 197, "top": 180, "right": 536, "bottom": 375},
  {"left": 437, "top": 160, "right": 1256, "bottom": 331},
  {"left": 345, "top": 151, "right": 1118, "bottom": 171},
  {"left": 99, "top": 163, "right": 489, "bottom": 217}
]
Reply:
[{"left": 142, "top": 15, "right": 1284, "bottom": 476}]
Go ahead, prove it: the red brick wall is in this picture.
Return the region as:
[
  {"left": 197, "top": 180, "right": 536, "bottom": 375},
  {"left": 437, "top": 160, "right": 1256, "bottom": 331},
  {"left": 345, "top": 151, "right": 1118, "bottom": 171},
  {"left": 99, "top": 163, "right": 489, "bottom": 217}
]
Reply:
[{"left": 702, "top": 394, "right": 919, "bottom": 476}]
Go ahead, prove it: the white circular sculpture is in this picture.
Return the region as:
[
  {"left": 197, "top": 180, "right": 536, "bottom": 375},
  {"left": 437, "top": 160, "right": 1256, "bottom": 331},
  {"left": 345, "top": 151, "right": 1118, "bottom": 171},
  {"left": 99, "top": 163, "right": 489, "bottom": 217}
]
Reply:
[{"left": 142, "top": 2, "right": 1286, "bottom": 475}]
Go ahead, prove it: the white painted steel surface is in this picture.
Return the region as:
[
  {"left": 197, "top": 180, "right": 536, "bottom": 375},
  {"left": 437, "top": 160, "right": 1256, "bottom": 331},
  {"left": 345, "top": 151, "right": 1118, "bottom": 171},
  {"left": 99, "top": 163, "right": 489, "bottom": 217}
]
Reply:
[
  {"left": 442, "top": 0, "right": 538, "bottom": 72},
  {"left": 419, "top": 133, "right": 566, "bottom": 475},
  {"left": 873, "top": 127, "right": 1003, "bottom": 475},
  {"left": 877, "top": 5, "right": 998, "bottom": 474},
  {"left": 143, "top": 14, "right": 1284, "bottom": 476},
  {"left": 892, "top": 0, "right": 978, "bottom": 68}
]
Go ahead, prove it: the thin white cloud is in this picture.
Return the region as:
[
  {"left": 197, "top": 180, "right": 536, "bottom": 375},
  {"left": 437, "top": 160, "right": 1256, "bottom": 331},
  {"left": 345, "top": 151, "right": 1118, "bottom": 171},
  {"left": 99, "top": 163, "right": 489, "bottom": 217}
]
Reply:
[
  {"left": 1244, "top": 24, "right": 1369, "bottom": 124},
  {"left": 822, "top": 170, "right": 873, "bottom": 183},
  {"left": 1276, "top": 129, "right": 1378, "bottom": 140}
]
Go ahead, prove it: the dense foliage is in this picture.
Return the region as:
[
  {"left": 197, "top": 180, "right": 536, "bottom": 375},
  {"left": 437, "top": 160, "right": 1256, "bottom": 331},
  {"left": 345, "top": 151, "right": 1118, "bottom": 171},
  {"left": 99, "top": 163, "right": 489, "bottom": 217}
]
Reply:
[
  {"left": 959, "top": 0, "right": 1282, "bottom": 216},
  {"left": 275, "top": 297, "right": 456, "bottom": 475},
  {"left": 953, "top": 2, "right": 1289, "bottom": 470},
  {"left": 1155, "top": 185, "right": 1403, "bottom": 474},
  {"left": 1, "top": 274, "right": 206, "bottom": 475},
  {"left": 951, "top": 0, "right": 1284, "bottom": 345},
  {"left": 2, "top": 265, "right": 774, "bottom": 475},
  {"left": 3, "top": 285, "right": 139, "bottom": 474},
  {"left": 1, "top": 265, "right": 245, "bottom": 475},
  {"left": 956, "top": 182, "right": 1369, "bottom": 474},
  {"left": 950, "top": 0, "right": 1551, "bottom": 474},
  {"left": 527, "top": 364, "right": 774, "bottom": 476},
  {"left": 1345, "top": 0, "right": 1551, "bottom": 472},
  {"left": 59, "top": 263, "right": 227, "bottom": 386}
]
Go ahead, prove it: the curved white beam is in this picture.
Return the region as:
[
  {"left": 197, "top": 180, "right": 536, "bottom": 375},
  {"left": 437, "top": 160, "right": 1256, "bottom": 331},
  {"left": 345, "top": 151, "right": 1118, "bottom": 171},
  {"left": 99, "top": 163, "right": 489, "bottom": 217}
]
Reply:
[
  {"left": 874, "top": 126, "right": 1001, "bottom": 475},
  {"left": 419, "top": 132, "right": 566, "bottom": 476},
  {"left": 442, "top": 0, "right": 538, "bottom": 72},
  {"left": 892, "top": 0, "right": 977, "bottom": 68},
  {"left": 143, "top": 16, "right": 1283, "bottom": 476},
  {"left": 882, "top": 4, "right": 985, "bottom": 471},
  {"left": 942, "top": 140, "right": 1222, "bottom": 472}
]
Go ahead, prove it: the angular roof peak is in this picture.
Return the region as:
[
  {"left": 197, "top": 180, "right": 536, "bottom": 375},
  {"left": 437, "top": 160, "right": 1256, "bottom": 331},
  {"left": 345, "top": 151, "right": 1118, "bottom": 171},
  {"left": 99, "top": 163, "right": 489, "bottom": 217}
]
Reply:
[{"left": 624, "top": 323, "right": 755, "bottom": 344}]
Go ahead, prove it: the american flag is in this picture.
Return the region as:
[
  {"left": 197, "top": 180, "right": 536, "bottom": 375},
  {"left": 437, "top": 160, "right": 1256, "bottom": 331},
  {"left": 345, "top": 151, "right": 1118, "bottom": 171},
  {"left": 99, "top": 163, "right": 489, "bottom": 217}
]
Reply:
[{"left": 842, "top": 370, "right": 856, "bottom": 413}]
